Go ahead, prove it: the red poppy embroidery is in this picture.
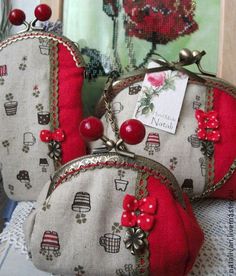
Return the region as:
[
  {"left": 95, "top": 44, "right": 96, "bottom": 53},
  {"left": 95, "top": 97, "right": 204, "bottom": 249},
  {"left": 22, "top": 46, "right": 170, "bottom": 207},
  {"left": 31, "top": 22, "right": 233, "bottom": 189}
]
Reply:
[
  {"left": 121, "top": 194, "right": 157, "bottom": 231},
  {"left": 195, "top": 109, "right": 220, "bottom": 142},
  {"left": 40, "top": 128, "right": 65, "bottom": 143}
]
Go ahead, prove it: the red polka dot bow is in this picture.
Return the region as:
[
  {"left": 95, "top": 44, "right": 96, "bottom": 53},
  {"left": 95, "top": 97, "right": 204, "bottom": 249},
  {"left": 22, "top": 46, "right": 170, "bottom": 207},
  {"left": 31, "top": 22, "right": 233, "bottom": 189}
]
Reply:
[
  {"left": 40, "top": 128, "right": 65, "bottom": 143},
  {"left": 195, "top": 109, "right": 220, "bottom": 141},
  {"left": 121, "top": 194, "right": 157, "bottom": 231}
]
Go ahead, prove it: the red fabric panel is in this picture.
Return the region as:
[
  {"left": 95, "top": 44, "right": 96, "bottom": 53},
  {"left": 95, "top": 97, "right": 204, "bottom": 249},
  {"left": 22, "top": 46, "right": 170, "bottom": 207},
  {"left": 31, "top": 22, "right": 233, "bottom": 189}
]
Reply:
[
  {"left": 57, "top": 44, "right": 86, "bottom": 164},
  {"left": 212, "top": 88, "right": 236, "bottom": 199},
  {"left": 177, "top": 194, "right": 204, "bottom": 274},
  {"left": 147, "top": 176, "right": 204, "bottom": 276}
]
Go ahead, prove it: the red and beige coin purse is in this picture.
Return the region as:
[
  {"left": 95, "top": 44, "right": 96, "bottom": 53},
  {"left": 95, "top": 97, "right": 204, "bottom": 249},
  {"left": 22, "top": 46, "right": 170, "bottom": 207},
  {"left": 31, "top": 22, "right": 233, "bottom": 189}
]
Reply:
[
  {"left": 0, "top": 5, "right": 86, "bottom": 201},
  {"left": 94, "top": 50, "right": 236, "bottom": 200},
  {"left": 24, "top": 117, "right": 204, "bottom": 275}
]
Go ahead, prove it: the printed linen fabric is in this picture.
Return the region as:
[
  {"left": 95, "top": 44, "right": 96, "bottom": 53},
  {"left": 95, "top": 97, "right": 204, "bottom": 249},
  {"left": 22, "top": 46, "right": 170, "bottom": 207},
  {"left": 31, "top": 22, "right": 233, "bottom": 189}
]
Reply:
[
  {"left": 91, "top": 82, "right": 208, "bottom": 196},
  {"left": 0, "top": 38, "right": 55, "bottom": 201},
  {"left": 24, "top": 153, "right": 204, "bottom": 275},
  {"left": 0, "top": 199, "right": 235, "bottom": 275},
  {"left": 25, "top": 169, "right": 138, "bottom": 275}
]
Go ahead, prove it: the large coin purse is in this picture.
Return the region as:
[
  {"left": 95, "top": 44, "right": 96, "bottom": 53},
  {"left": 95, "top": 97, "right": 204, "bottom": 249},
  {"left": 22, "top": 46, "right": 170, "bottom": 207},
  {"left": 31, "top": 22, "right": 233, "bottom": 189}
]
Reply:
[
  {"left": 94, "top": 50, "right": 236, "bottom": 200},
  {"left": 24, "top": 117, "right": 204, "bottom": 276},
  {"left": 0, "top": 5, "right": 86, "bottom": 201}
]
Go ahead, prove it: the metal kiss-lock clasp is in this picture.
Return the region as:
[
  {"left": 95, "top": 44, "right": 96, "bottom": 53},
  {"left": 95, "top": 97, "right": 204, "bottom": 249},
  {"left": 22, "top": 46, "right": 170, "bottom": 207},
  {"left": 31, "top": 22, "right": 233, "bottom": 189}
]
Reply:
[
  {"left": 79, "top": 117, "right": 146, "bottom": 158},
  {"left": 8, "top": 4, "right": 52, "bottom": 33}
]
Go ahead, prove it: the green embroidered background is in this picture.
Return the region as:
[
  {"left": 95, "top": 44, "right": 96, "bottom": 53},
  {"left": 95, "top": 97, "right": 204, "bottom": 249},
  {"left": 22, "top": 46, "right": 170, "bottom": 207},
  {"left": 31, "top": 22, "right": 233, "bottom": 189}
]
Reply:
[{"left": 63, "top": 0, "right": 220, "bottom": 115}]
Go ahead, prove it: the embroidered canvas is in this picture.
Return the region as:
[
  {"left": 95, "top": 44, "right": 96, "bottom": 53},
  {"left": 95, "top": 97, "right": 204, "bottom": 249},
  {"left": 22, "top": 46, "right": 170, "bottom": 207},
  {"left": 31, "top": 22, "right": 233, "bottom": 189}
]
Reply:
[
  {"left": 0, "top": 18, "right": 86, "bottom": 201},
  {"left": 24, "top": 151, "right": 203, "bottom": 275},
  {"left": 63, "top": 0, "right": 221, "bottom": 118},
  {"left": 94, "top": 70, "right": 236, "bottom": 200}
]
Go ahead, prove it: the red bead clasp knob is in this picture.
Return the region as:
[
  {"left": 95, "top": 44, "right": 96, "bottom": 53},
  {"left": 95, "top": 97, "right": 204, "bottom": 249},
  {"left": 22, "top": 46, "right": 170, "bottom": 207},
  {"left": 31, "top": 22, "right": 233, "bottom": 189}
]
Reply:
[
  {"left": 8, "top": 9, "right": 26, "bottom": 26},
  {"left": 79, "top": 117, "right": 145, "bottom": 156},
  {"left": 34, "top": 4, "right": 52, "bottom": 21},
  {"left": 120, "top": 119, "right": 146, "bottom": 145},
  {"left": 79, "top": 117, "right": 104, "bottom": 142},
  {"left": 8, "top": 4, "right": 52, "bottom": 30}
]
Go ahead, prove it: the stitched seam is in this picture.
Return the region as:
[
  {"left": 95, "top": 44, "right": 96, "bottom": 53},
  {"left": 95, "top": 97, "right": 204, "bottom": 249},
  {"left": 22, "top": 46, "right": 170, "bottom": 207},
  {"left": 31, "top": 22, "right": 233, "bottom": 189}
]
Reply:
[
  {"left": 135, "top": 172, "right": 149, "bottom": 275},
  {"left": 0, "top": 32, "right": 85, "bottom": 68}
]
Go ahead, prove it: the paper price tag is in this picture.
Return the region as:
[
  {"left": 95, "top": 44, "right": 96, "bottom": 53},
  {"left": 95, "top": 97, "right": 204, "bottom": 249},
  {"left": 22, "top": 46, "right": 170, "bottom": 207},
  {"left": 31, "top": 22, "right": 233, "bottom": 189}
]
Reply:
[{"left": 133, "top": 61, "right": 188, "bottom": 134}]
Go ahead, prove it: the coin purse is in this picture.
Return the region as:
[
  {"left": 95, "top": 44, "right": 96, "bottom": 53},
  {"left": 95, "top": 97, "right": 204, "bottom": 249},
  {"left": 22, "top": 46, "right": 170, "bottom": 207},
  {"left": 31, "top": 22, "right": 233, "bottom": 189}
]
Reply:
[
  {"left": 94, "top": 50, "right": 236, "bottom": 200},
  {"left": 24, "top": 117, "right": 203, "bottom": 276},
  {"left": 0, "top": 6, "right": 86, "bottom": 201}
]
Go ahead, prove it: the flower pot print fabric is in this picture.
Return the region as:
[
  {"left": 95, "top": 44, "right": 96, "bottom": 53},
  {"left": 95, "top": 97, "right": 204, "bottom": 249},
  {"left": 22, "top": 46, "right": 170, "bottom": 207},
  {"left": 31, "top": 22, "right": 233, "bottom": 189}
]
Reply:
[
  {"left": 0, "top": 32, "right": 85, "bottom": 201},
  {"left": 93, "top": 76, "right": 236, "bottom": 199},
  {"left": 24, "top": 153, "right": 203, "bottom": 275},
  {"left": 0, "top": 38, "right": 54, "bottom": 201}
]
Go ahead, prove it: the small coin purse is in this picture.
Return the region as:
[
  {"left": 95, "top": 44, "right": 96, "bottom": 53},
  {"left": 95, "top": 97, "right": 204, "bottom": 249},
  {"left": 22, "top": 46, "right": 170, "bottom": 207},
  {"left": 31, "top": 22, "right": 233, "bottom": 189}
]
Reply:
[
  {"left": 24, "top": 117, "right": 203, "bottom": 275},
  {"left": 0, "top": 5, "right": 86, "bottom": 201},
  {"left": 94, "top": 50, "right": 236, "bottom": 200}
]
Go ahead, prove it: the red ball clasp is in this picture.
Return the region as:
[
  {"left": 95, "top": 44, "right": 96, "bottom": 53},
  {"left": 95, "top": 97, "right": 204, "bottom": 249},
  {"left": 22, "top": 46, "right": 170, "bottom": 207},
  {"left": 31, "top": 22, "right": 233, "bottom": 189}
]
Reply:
[
  {"left": 79, "top": 117, "right": 104, "bottom": 142},
  {"left": 119, "top": 119, "right": 146, "bottom": 145},
  {"left": 9, "top": 4, "right": 52, "bottom": 28},
  {"left": 80, "top": 117, "right": 145, "bottom": 147},
  {"left": 34, "top": 4, "right": 52, "bottom": 22},
  {"left": 8, "top": 9, "right": 26, "bottom": 26}
]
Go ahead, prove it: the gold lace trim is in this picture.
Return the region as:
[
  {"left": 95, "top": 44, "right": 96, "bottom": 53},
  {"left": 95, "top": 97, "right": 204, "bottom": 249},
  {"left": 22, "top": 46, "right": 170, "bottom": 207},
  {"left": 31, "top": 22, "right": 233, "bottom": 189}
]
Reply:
[
  {"left": 0, "top": 31, "right": 85, "bottom": 68},
  {"left": 46, "top": 152, "right": 185, "bottom": 208},
  {"left": 135, "top": 172, "right": 149, "bottom": 276},
  {"left": 135, "top": 172, "right": 149, "bottom": 199},
  {"left": 192, "top": 159, "right": 236, "bottom": 200},
  {"left": 49, "top": 39, "right": 61, "bottom": 169},
  {"left": 49, "top": 40, "right": 59, "bottom": 130},
  {"left": 192, "top": 85, "right": 236, "bottom": 199},
  {"left": 193, "top": 79, "right": 236, "bottom": 199}
]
